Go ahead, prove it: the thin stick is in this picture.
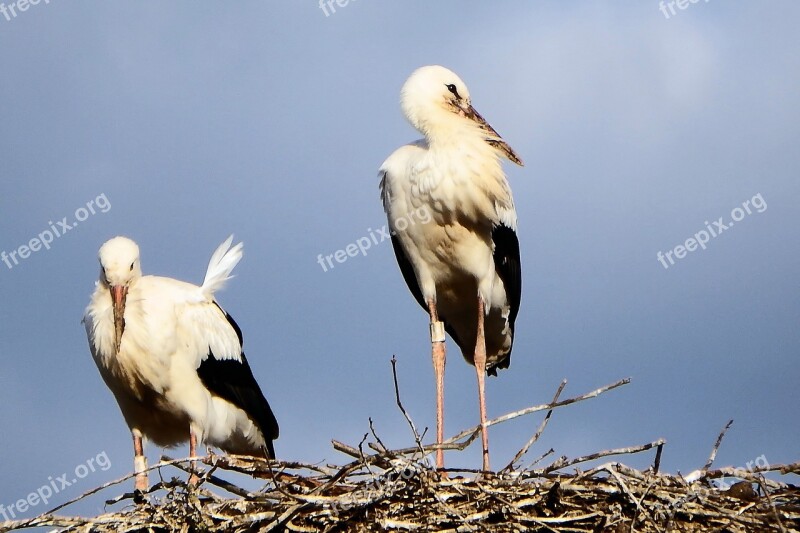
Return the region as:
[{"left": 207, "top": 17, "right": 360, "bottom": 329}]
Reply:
[
  {"left": 522, "top": 448, "right": 555, "bottom": 473},
  {"left": 757, "top": 474, "right": 789, "bottom": 533},
  {"left": 168, "top": 458, "right": 253, "bottom": 498},
  {"left": 653, "top": 441, "right": 664, "bottom": 474},
  {"left": 445, "top": 378, "right": 630, "bottom": 445},
  {"left": 605, "top": 465, "right": 663, "bottom": 533},
  {"left": 391, "top": 355, "right": 426, "bottom": 458},
  {"left": 368, "top": 418, "right": 388, "bottom": 453},
  {"left": 330, "top": 378, "right": 633, "bottom": 467},
  {"left": 502, "top": 379, "right": 567, "bottom": 472},
  {"left": 539, "top": 439, "right": 666, "bottom": 475},
  {"left": 702, "top": 419, "right": 734, "bottom": 472}
]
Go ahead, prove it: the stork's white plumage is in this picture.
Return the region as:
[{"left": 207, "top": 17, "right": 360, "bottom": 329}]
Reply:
[
  {"left": 380, "top": 65, "right": 522, "bottom": 472},
  {"left": 83, "top": 236, "right": 279, "bottom": 492}
]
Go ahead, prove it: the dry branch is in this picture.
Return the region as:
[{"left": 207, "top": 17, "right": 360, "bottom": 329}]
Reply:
[{"left": 1, "top": 377, "right": 797, "bottom": 533}]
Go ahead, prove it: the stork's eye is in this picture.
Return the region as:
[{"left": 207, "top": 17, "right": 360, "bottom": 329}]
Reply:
[
  {"left": 446, "top": 84, "right": 461, "bottom": 99},
  {"left": 130, "top": 262, "right": 135, "bottom": 271}
]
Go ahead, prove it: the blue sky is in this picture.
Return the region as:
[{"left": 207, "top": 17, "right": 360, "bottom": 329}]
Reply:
[{"left": 0, "top": 1, "right": 798, "bottom": 521}]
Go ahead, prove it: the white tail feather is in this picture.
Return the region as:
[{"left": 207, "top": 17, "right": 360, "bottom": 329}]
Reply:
[{"left": 202, "top": 235, "right": 243, "bottom": 297}]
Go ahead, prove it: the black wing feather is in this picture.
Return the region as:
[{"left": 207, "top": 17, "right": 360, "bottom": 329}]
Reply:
[
  {"left": 487, "top": 223, "right": 522, "bottom": 375},
  {"left": 197, "top": 305, "right": 279, "bottom": 458},
  {"left": 390, "top": 234, "right": 426, "bottom": 310},
  {"left": 389, "top": 234, "right": 465, "bottom": 349}
]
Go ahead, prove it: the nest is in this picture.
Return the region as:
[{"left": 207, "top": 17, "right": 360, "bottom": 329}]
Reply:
[{"left": 3, "top": 368, "right": 799, "bottom": 532}]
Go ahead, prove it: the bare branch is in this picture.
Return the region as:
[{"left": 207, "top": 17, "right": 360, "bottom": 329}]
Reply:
[
  {"left": 702, "top": 419, "right": 734, "bottom": 473},
  {"left": 502, "top": 379, "right": 567, "bottom": 472}
]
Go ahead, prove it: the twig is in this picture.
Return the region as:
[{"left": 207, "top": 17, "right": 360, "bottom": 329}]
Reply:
[
  {"left": 523, "top": 448, "right": 555, "bottom": 473},
  {"left": 368, "top": 418, "right": 388, "bottom": 453},
  {"left": 605, "top": 465, "right": 663, "bottom": 533},
  {"left": 502, "top": 379, "right": 567, "bottom": 472},
  {"left": 445, "top": 377, "right": 631, "bottom": 445},
  {"left": 539, "top": 439, "right": 666, "bottom": 475},
  {"left": 167, "top": 457, "right": 253, "bottom": 498},
  {"left": 702, "top": 419, "right": 734, "bottom": 473},
  {"left": 390, "top": 355, "right": 426, "bottom": 459},
  {"left": 653, "top": 441, "right": 664, "bottom": 474}
]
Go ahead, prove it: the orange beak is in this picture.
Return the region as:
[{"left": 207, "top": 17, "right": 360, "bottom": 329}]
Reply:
[{"left": 110, "top": 285, "right": 127, "bottom": 353}]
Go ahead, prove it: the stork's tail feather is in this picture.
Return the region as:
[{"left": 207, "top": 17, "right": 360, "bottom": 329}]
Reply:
[{"left": 202, "top": 235, "right": 243, "bottom": 296}]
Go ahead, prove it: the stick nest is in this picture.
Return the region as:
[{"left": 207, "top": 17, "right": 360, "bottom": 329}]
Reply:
[{"left": 3, "top": 374, "right": 798, "bottom": 532}]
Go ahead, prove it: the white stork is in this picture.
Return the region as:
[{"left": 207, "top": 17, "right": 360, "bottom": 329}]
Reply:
[
  {"left": 83, "top": 236, "right": 279, "bottom": 493},
  {"left": 379, "top": 65, "right": 523, "bottom": 472}
]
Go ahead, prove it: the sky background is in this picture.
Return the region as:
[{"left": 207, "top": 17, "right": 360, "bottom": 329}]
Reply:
[{"left": 0, "top": 0, "right": 798, "bottom": 522}]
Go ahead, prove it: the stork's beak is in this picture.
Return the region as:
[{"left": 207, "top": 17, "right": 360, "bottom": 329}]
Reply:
[
  {"left": 110, "top": 285, "right": 127, "bottom": 353},
  {"left": 458, "top": 102, "right": 524, "bottom": 167}
]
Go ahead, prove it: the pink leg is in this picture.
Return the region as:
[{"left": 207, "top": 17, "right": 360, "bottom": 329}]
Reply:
[
  {"left": 189, "top": 430, "right": 200, "bottom": 486},
  {"left": 428, "top": 300, "right": 447, "bottom": 472},
  {"left": 474, "top": 296, "right": 490, "bottom": 472},
  {"left": 133, "top": 433, "right": 148, "bottom": 493}
]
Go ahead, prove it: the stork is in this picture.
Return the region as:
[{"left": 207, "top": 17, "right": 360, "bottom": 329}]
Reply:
[
  {"left": 83, "top": 236, "right": 279, "bottom": 493},
  {"left": 379, "top": 65, "right": 522, "bottom": 473}
]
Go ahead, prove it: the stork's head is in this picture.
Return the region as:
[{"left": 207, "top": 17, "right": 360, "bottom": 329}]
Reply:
[
  {"left": 97, "top": 236, "right": 142, "bottom": 353},
  {"left": 400, "top": 65, "right": 523, "bottom": 166}
]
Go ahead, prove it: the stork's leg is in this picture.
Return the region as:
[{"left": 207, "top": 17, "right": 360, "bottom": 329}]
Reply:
[
  {"left": 188, "top": 430, "right": 200, "bottom": 486},
  {"left": 132, "top": 432, "right": 148, "bottom": 493},
  {"left": 427, "top": 300, "right": 447, "bottom": 471},
  {"left": 474, "top": 296, "right": 490, "bottom": 472}
]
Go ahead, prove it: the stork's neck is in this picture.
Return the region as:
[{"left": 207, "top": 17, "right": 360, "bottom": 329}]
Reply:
[
  {"left": 424, "top": 127, "right": 503, "bottom": 170},
  {"left": 420, "top": 113, "right": 479, "bottom": 142},
  {"left": 418, "top": 130, "right": 512, "bottom": 217}
]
